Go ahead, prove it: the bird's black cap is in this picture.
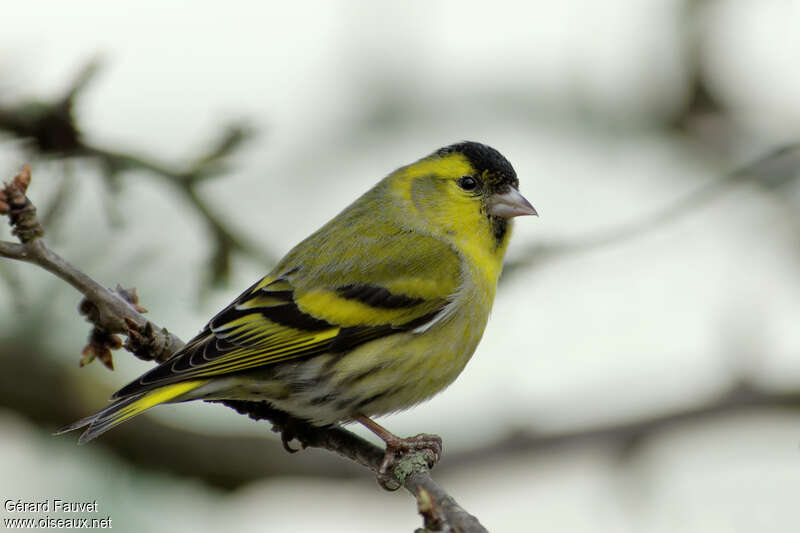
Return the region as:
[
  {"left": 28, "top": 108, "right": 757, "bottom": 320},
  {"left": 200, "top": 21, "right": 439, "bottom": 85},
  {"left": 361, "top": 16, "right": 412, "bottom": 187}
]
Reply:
[{"left": 437, "top": 141, "right": 518, "bottom": 188}]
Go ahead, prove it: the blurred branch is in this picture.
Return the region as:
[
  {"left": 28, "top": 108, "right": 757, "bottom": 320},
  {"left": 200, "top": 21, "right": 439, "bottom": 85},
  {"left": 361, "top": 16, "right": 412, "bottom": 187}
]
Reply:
[
  {"left": 0, "top": 60, "right": 272, "bottom": 285},
  {"left": 442, "top": 382, "right": 800, "bottom": 469},
  {"left": 81, "top": 128, "right": 273, "bottom": 284},
  {"left": 0, "top": 167, "right": 486, "bottom": 533},
  {"left": 503, "top": 142, "right": 800, "bottom": 279}
]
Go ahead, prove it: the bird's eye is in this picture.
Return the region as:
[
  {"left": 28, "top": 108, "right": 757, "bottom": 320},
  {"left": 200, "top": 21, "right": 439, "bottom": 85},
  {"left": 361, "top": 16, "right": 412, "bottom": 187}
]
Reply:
[{"left": 457, "top": 176, "right": 479, "bottom": 191}]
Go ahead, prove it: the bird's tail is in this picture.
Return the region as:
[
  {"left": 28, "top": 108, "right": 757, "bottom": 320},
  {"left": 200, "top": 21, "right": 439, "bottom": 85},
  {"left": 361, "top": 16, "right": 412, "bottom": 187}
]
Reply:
[{"left": 56, "top": 380, "right": 209, "bottom": 444}]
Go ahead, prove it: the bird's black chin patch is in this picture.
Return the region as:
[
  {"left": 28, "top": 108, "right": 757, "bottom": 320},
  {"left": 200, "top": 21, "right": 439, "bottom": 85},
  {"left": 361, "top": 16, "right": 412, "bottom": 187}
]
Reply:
[{"left": 490, "top": 215, "right": 508, "bottom": 246}]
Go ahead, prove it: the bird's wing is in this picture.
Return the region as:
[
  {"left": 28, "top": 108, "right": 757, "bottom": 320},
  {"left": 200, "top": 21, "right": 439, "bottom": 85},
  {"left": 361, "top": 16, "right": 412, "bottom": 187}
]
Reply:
[{"left": 113, "top": 232, "right": 461, "bottom": 399}]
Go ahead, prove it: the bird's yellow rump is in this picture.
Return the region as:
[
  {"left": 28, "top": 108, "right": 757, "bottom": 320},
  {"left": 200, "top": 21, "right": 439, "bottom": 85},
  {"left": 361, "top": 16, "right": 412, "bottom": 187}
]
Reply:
[{"left": 59, "top": 141, "right": 537, "bottom": 448}]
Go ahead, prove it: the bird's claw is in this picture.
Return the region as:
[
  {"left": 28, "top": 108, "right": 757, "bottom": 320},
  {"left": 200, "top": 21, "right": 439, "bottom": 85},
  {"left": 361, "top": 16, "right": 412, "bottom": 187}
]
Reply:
[
  {"left": 376, "top": 433, "right": 443, "bottom": 491},
  {"left": 277, "top": 418, "right": 312, "bottom": 453}
]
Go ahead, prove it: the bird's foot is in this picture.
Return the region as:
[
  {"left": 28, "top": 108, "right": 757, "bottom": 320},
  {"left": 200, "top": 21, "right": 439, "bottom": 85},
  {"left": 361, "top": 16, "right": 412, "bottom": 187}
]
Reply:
[
  {"left": 354, "top": 414, "right": 443, "bottom": 490},
  {"left": 277, "top": 416, "right": 318, "bottom": 453},
  {"left": 376, "top": 433, "right": 443, "bottom": 491}
]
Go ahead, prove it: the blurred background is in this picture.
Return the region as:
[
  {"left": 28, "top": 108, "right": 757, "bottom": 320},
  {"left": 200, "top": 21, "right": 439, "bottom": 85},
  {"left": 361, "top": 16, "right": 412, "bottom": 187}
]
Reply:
[{"left": 2, "top": 0, "right": 800, "bottom": 531}]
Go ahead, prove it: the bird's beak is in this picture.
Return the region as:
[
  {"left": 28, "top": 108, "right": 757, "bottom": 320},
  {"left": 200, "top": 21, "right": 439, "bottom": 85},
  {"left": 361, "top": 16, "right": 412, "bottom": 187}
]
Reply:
[{"left": 487, "top": 187, "right": 538, "bottom": 218}]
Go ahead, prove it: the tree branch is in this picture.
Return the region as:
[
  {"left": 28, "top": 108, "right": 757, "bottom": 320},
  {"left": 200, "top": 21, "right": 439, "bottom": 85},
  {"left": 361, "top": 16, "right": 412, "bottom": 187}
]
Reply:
[
  {"left": 0, "top": 60, "right": 273, "bottom": 285},
  {"left": 1, "top": 166, "right": 486, "bottom": 533}
]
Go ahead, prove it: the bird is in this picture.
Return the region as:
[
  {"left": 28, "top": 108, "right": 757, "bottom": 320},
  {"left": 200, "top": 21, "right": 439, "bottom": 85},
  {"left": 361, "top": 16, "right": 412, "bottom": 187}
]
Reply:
[{"left": 58, "top": 141, "right": 536, "bottom": 483}]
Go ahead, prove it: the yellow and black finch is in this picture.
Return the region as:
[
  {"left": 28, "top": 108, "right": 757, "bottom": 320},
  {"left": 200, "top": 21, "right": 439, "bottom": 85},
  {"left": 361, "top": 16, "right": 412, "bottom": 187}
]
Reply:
[{"left": 59, "top": 141, "right": 536, "bottom": 470}]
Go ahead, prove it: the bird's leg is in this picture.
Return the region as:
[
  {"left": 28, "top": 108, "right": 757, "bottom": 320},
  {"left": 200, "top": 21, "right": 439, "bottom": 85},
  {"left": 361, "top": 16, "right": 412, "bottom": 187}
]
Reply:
[{"left": 355, "top": 414, "right": 443, "bottom": 490}]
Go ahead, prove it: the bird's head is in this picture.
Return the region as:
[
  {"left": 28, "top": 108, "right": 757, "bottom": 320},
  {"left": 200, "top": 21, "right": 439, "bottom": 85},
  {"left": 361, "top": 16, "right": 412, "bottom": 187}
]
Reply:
[{"left": 391, "top": 141, "right": 536, "bottom": 253}]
